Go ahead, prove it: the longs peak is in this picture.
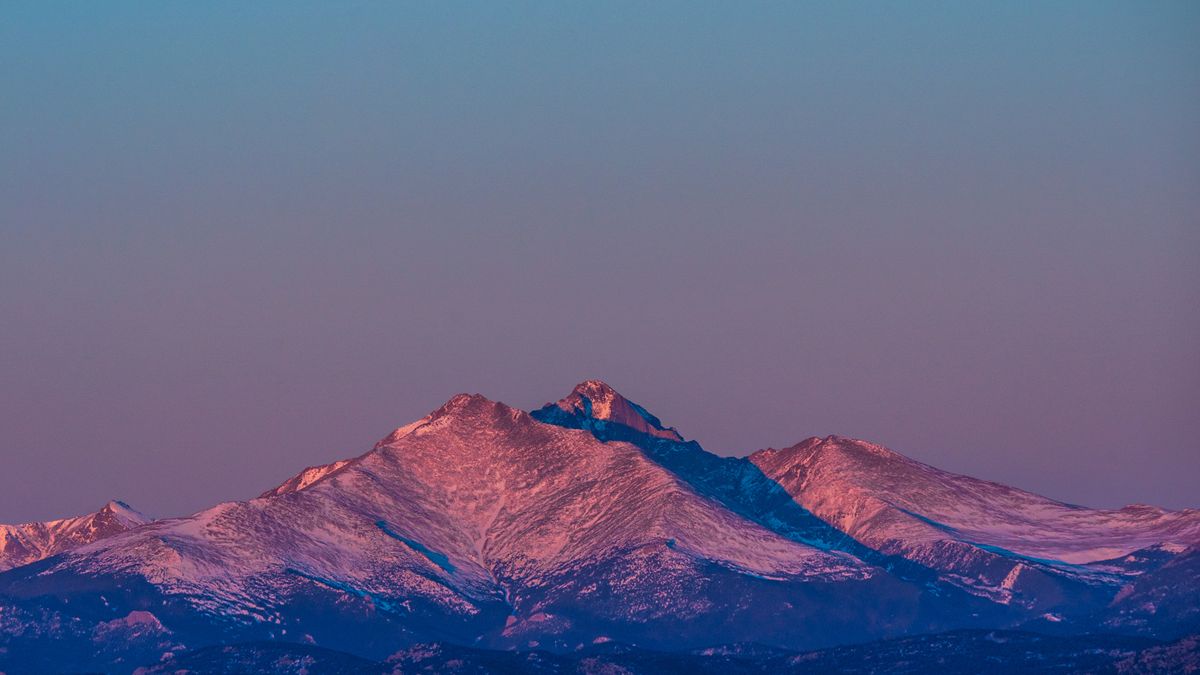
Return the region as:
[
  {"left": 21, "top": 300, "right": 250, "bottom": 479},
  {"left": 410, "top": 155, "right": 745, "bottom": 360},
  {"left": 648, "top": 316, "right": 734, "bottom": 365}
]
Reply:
[{"left": 534, "top": 379, "right": 684, "bottom": 441}]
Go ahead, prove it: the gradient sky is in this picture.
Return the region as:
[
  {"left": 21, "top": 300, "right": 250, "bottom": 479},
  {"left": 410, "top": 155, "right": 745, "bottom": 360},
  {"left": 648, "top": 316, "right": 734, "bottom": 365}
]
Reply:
[{"left": 2, "top": 2, "right": 1198, "bottom": 522}]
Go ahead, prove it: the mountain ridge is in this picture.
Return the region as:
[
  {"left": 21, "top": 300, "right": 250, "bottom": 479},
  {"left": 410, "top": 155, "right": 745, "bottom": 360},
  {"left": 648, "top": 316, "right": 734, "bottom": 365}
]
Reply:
[{"left": 0, "top": 379, "right": 1195, "bottom": 673}]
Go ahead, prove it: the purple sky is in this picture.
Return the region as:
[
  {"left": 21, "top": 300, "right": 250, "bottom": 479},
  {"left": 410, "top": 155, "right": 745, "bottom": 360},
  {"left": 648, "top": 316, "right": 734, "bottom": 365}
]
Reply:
[{"left": 2, "top": 3, "right": 1198, "bottom": 522}]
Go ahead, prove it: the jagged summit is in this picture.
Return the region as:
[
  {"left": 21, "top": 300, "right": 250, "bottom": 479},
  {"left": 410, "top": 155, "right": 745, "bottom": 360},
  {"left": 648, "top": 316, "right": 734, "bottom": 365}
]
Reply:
[
  {"left": 423, "top": 392, "right": 538, "bottom": 427},
  {"left": 100, "top": 499, "right": 139, "bottom": 515},
  {"left": 0, "top": 501, "right": 152, "bottom": 571},
  {"left": 535, "top": 379, "right": 684, "bottom": 441},
  {"left": 434, "top": 392, "right": 492, "bottom": 415},
  {"left": 372, "top": 393, "right": 523, "bottom": 449},
  {"left": 751, "top": 435, "right": 901, "bottom": 463},
  {"left": 97, "top": 500, "right": 151, "bottom": 528},
  {"left": 747, "top": 436, "right": 885, "bottom": 467}
]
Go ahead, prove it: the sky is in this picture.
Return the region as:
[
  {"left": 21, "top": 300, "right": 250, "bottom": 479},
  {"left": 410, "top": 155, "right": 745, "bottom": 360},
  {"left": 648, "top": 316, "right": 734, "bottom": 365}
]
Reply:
[{"left": 1, "top": 2, "right": 1198, "bottom": 521}]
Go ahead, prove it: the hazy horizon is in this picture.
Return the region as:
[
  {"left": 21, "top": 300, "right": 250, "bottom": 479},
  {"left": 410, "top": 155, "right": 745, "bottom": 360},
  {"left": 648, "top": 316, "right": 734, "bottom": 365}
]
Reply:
[{"left": 3, "top": 2, "right": 1198, "bottom": 522}]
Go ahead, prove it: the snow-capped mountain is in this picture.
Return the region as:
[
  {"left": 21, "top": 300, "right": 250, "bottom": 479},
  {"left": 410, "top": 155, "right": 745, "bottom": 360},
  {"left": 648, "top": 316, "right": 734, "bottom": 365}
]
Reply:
[
  {"left": 0, "top": 380, "right": 1195, "bottom": 674},
  {"left": 0, "top": 500, "right": 150, "bottom": 571},
  {"left": 0, "top": 391, "right": 941, "bottom": 672},
  {"left": 749, "top": 436, "right": 1200, "bottom": 608},
  {"left": 536, "top": 381, "right": 1199, "bottom": 610}
]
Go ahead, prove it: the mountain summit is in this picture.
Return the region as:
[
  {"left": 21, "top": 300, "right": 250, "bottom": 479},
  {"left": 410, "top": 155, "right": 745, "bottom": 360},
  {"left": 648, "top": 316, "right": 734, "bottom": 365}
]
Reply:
[
  {"left": 0, "top": 500, "right": 151, "bottom": 571},
  {"left": 534, "top": 379, "right": 684, "bottom": 441}
]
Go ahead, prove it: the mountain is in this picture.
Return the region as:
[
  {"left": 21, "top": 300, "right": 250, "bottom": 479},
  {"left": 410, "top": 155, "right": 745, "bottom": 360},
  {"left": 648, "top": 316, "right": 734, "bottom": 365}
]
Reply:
[
  {"left": 532, "top": 382, "right": 865, "bottom": 553},
  {"left": 0, "top": 391, "right": 946, "bottom": 673},
  {"left": 537, "top": 382, "right": 1200, "bottom": 613},
  {"left": 0, "top": 500, "right": 150, "bottom": 571},
  {"left": 0, "top": 380, "right": 1196, "bottom": 674},
  {"left": 749, "top": 436, "right": 1200, "bottom": 611}
]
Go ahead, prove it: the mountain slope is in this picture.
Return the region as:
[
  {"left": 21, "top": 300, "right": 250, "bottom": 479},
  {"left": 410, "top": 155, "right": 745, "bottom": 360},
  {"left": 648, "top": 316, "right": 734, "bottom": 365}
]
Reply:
[
  {"left": 532, "top": 382, "right": 860, "bottom": 553},
  {"left": 749, "top": 436, "right": 1200, "bottom": 607},
  {"left": 534, "top": 382, "right": 1200, "bottom": 615},
  {"left": 1104, "top": 547, "right": 1200, "bottom": 637},
  {"left": 0, "top": 393, "right": 933, "bottom": 673},
  {"left": 1, "top": 380, "right": 1195, "bottom": 673},
  {"left": 0, "top": 500, "right": 150, "bottom": 571}
]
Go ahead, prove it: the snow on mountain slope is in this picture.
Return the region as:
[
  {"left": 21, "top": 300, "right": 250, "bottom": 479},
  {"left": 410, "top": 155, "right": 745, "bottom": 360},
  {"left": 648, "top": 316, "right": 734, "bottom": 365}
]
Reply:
[
  {"left": 3, "top": 381, "right": 1195, "bottom": 673},
  {"left": 360, "top": 394, "right": 860, "bottom": 581},
  {"left": 749, "top": 436, "right": 1200, "bottom": 602},
  {"left": 259, "top": 459, "right": 352, "bottom": 498},
  {"left": 1, "top": 393, "right": 892, "bottom": 670},
  {"left": 532, "top": 382, "right": 879, "bottom": 555},
  {"left": 533, "top": 382, "right": 1198, "bottom": 610},
  {"left": 0, "top": 500, "right": 150, "bottom": 571},
  {"left": 750, "top": 436, "right": 1200, "bottom": 564},
  {"left": 259, "top": 416, "right": 434, "bottom": 499}
]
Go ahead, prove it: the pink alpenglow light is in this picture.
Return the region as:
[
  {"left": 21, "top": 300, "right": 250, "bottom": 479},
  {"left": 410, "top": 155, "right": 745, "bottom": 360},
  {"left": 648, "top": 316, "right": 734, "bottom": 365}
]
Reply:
[
  {"left": 0, "top": 500, "right": 151, "bottom": 571},
  {"left": 0, "top": 381, "right": 1197, "bottom": 673}
]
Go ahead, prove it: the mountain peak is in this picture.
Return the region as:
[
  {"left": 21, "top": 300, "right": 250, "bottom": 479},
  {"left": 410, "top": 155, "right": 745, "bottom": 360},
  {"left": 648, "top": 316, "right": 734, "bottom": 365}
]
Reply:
[
  {"left": 749, "top": 435, "right": 902, "bottom": 466},
  {"left": 101, "top": 499, "right": 132, "bottom": 513},
  {"left": 571, "top": 378, "right": 618, "bottom": 395},
  {"left": 419, "top": 392, "right": 512, "bottom": 425},
  {"left": 0, "top": 501, "right": 152, "bottom": 572},
  {"left": 434, "top": 392, "right": 492, "bottom": 415},
  {"left": 538, "top": 379, "right": 684, "bottom": 441},
  {"left": 97, "top": 500, "right": 151, "bottom": 527}
]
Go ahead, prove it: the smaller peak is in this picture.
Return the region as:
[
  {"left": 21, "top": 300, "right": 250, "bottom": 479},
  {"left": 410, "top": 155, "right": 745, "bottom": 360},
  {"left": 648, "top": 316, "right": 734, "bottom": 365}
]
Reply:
[
  {"left": 770, "top": 435, "right": 902, "bottom": 462},
  {"left": 100, "top": 500, "right": 135, "bottom": 514},
  {"left": 431, "top": 392, "right": 497, "bottom": 417},
  {"left": 444, "top": 391, "right": 490, "bottom": 407},
  {"left": 427, "top": 392, "right": 530, "bottom": 426},
  {"left": 375, "top": 393, "right": 532, "bottom": 449},
  {"left": 818, "top": 435, "right": 898, "bottom": 456},
  {"left": 1121, "top": 503, "right": 1168, "bottom": 514},
  {"left": 817, "top": 434, "right": 868, "bottom": 446},
  {"left": 98, "top": 500, "right": 151, "bottom": 526}
]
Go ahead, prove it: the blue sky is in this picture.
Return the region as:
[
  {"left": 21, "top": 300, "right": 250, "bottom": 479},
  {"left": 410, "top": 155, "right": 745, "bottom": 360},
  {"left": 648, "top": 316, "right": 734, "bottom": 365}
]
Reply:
[{"left": 2, "top": 2, "right": 1198, "bottom": 520}]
